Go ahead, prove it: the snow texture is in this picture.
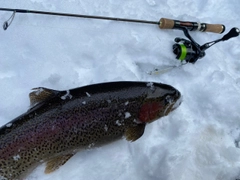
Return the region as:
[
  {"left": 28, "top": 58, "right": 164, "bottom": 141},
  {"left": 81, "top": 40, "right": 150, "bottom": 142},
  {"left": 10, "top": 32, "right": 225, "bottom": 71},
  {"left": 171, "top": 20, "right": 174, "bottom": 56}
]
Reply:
[{"left": 0, "top": 0, "right": 240, "bottom": 180}]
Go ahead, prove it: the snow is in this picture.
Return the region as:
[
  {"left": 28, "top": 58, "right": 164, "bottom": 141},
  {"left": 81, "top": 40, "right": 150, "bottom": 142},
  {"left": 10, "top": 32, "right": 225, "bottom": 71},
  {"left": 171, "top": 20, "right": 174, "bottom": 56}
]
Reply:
[
  {"left": 61, "top": 90, "right": 72, "bottom": 100},
  {"left": 86, "top": 92, "right": 91, "bottom": 97},
  {"left": 125, "top": 112, "right": 131, "bottom": 119},
  {"left": 0, "top": 0, "right": 240, "bottom": 180},
  {"left": 5, "top": 123, "right": 12, "bottom": 128},
  {"left": 104, "top": 124, "right": 108, "bottom": 132},
  {"left": 115, "top": 120, "right": 122, "bottom": 127},
  {"left": 13, "top": 155, "right": 21, "bottom": 162}
]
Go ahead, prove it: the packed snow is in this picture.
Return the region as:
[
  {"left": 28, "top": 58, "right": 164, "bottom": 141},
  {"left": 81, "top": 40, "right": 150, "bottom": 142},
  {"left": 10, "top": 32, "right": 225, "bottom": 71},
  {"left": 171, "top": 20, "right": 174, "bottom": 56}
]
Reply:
[{"left": 1, "top": 0, "right": 240, "bottom": 180}]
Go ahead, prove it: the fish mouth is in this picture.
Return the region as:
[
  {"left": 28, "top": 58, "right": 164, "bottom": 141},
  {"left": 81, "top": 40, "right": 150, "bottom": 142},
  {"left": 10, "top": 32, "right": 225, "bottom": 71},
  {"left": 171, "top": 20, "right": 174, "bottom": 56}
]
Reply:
[{"left": 172, "top": 93, "right": 182, "bottom": 111}]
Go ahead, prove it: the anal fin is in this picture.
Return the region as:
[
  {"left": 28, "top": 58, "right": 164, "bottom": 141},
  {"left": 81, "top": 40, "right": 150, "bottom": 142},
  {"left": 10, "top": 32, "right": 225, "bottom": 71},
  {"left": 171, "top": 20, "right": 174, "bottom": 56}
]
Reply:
[
  {"left": 125, "top": 123, "right": 146, "bottom": 142},
  {"left": 45, "top": 154, "right": 74, "bottom": 174}
]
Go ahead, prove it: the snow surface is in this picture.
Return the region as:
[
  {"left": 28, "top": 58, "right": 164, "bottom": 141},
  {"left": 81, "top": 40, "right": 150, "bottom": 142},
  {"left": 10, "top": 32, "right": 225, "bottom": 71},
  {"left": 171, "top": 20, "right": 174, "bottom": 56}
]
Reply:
[{"left": 1, "top": 0, "right": 240, "bottom": 180}]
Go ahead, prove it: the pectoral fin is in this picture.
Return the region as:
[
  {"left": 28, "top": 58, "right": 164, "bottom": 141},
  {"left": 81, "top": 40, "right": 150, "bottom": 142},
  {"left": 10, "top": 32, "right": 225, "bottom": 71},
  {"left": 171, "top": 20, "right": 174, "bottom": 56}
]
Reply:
[
  {"left": 45, "top": 154, "right": 74, "bottom": 174},
  {"left": 125, "top": 123, "right": 146, "bottom": 142},
  {"left": 29, "top": 87, "right": 58, "bottom": 107}
]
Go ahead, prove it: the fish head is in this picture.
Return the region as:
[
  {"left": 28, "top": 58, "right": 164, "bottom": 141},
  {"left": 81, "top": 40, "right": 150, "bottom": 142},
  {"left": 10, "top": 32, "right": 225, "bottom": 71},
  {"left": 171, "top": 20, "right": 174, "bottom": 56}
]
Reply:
[{"left": 138, "top": 82, "right": 182, "bottom": 123}]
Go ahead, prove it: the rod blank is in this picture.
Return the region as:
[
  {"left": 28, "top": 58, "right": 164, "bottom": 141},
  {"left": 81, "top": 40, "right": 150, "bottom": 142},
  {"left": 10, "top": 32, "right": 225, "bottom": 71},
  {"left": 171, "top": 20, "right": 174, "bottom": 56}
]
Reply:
[{"left": 0, "top": 8, "right": 158, "bottom": 25}]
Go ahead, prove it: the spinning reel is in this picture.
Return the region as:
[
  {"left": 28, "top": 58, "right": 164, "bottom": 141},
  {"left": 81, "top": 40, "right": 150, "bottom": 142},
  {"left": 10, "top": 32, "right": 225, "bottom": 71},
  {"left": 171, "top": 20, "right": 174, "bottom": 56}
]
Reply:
[{"left": 173, "top": 27, "right": 240, "bottom": 63}]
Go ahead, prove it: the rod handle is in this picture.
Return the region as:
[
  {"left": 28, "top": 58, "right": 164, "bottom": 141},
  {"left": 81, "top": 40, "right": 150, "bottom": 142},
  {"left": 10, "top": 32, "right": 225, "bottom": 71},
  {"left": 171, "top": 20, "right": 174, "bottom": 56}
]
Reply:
[{"left": 159, "top": 18, "right": 225, "bottom": 34}]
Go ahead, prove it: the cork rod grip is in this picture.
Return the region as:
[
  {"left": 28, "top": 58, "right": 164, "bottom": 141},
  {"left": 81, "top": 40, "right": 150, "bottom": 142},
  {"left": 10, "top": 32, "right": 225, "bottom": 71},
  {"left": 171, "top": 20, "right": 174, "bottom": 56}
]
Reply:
[
  {"left": 159, "top": 18, "right": 175, "bottom": 29},
  {"left": 159, "top": 18, "right": 225, "bottom": 34},
  {"left": 203, "top": 23, "right": 225, "bottom": 34}
]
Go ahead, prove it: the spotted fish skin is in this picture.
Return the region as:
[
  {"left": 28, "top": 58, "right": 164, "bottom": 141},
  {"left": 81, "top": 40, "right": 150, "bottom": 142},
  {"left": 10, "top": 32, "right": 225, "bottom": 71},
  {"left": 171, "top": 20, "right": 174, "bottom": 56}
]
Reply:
[{"left": 0, "top": 81, "right": 181, "bottom": 180}]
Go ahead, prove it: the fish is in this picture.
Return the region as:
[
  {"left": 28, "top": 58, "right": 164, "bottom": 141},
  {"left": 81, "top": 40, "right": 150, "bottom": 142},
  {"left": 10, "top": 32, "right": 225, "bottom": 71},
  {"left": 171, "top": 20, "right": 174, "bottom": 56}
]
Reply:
[{"left": 0, "top": 81, "right": 181, "bottom": 180}]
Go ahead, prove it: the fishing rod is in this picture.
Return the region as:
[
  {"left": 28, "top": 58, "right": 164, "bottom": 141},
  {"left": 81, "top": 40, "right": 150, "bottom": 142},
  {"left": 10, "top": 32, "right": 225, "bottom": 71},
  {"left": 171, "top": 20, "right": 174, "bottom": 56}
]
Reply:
[
  {"left": 0, "top": 8, "right": 239, "bottom": 64},
  {"left": 0, "top": 8, "right": 225, "bottom": 33}
]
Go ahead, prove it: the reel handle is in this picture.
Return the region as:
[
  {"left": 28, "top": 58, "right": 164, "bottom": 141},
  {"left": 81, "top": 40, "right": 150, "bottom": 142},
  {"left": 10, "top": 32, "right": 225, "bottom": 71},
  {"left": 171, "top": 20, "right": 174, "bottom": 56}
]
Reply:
[
  {"left": 159, "top": 18, "right": 225, "bottom": 34},
  {"left": 222, "top": 27, "right": 240, "bottom": 41}
]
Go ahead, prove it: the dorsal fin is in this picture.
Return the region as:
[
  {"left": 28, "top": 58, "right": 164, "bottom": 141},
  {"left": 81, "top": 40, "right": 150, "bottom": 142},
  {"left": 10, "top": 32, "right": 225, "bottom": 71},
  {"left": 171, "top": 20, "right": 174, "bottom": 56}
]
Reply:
[{"left": 29, "top": 87, "right": 58, "bottom": 107}]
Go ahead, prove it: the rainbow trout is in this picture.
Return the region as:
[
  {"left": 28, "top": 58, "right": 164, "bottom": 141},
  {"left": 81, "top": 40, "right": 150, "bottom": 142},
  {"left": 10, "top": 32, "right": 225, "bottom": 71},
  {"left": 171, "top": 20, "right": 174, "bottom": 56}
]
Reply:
[{"left": 0, "top": 81, "right": 181, "bottom": 180}]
